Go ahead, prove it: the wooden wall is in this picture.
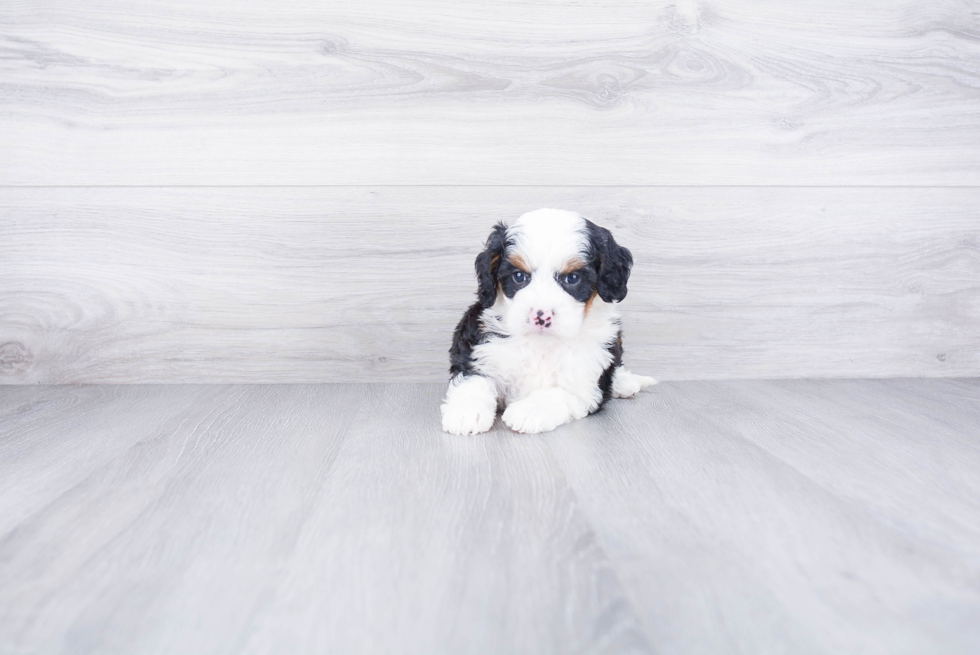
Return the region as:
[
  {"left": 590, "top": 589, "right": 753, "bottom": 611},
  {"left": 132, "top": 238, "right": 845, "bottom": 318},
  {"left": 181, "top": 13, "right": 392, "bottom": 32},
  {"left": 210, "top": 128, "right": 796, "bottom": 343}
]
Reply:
[{"left": 2, "top": 0, "right": 978, "bottom": 383}]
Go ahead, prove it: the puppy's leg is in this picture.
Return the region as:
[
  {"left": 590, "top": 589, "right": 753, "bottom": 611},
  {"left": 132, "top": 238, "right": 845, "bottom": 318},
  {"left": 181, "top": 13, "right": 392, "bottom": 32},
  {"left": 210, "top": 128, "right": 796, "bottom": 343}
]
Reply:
[
  {"left": 441, "top": 375, "right": 498, "bottom": 435},
  {"left": 502, "top": 387, "right": 592, "bottom": 434},
  {"left": 611, "top": 368, "right": 657, "bottom": 398}
]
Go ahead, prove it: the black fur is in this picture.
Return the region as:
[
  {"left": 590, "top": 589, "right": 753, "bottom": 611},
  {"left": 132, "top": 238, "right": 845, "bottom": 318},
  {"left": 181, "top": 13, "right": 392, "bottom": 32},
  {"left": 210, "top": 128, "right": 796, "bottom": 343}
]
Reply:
[
  {"left": 497, "top": 257, "right": 532, "bottom": 298},
  {"left": 450, "top": 223, "right": 513, "bottom": 378},
  {"left": 474, "top": 222, "right": 509, "bottom": 307},
  {"left": 584, "top": 220, "right": 633, "bottom": 303},
  {"left": 554, "top": 268, "right": 597, "bottom": 303},
  {"left": 449, "top": 302, "right": 488, "bottom": 377},
  {"left": 593, "top": 330, "right": 624, "bottom": 414}
]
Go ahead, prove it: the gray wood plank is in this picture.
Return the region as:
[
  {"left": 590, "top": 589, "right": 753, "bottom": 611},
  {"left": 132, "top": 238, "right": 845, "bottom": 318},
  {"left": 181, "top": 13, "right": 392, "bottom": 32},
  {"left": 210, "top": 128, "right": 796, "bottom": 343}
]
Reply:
[
  {"left": 2, "top": 187, "right": 977, "bottom": 384},
  {"left": 0, "top": 384, "right": 368, "bottom": 655},
  {"left": 716, "top": 379, "right": 980, "bottom": 557},
  {"left": 1, "top": 381, "right": 979, "bottom": 652},
  {"left": 0, "top": 384, "right": 63, "bottom": 417},
  {"left": 239, "top": 384, "right": 649, "bottom": 655},
  {"left": 0, "top": 384, "right": 651, "bottom": 655},
  {"left": 546, "top": 379, "right": 980, "bottom": 654},
  {"left": 2, "top": 1, "right": 979, "bottom": 185},
  {"left": 0, "top": 385, "right": 231, "bottom": 536},
  {"left": 891, "top": 378, "right": 980, "bottom": 433}
]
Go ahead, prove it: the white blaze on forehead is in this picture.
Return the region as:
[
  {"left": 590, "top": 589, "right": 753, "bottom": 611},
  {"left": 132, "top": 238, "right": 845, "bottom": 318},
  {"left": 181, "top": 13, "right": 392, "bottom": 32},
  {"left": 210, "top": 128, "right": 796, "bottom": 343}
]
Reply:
[{"left": 508, "top": 208, "right": 588, "bottom": 272}]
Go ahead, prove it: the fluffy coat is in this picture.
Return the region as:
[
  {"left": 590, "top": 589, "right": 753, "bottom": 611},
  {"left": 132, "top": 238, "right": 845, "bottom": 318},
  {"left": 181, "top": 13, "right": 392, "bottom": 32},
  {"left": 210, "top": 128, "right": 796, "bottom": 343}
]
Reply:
[{"left": 441, "top": 209, "right": 656, "bottom": 435}]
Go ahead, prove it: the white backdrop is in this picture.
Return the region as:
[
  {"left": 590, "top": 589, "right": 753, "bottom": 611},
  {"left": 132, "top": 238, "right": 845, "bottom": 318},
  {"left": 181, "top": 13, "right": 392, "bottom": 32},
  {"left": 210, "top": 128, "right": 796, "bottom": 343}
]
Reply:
[{"left": 2, "top": 0, "right": 978, "bottom": 382}]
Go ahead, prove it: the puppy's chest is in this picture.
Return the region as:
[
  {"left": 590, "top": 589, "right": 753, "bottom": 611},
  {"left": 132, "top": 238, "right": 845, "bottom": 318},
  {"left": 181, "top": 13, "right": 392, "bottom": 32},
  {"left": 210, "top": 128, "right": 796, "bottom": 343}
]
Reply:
[{"left": 473, "top": 334, "right": 612, "bottom": 400}]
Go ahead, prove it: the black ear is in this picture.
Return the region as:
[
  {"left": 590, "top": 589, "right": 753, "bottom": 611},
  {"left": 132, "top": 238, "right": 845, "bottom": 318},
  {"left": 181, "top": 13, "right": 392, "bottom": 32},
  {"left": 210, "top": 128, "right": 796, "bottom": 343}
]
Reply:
[
  {"left": 474, "top": 222, "right": 508, "bottom": 307},
  {"left": 587, "top": 220, "right": 633, "bottom": 303}
]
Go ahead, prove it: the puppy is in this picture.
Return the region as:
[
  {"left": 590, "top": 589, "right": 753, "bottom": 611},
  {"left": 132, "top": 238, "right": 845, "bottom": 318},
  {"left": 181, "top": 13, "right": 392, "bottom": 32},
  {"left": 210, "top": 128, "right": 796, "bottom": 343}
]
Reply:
[{"left": 441, "top": 208, "right": 656, "bottom": 435}]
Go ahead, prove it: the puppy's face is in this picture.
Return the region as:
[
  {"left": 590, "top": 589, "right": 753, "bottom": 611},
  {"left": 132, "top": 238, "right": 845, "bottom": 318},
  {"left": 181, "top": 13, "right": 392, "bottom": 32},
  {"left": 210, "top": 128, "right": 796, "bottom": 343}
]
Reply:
[{"left": 475, "top": 209, "right": 633, "bottom": 338}]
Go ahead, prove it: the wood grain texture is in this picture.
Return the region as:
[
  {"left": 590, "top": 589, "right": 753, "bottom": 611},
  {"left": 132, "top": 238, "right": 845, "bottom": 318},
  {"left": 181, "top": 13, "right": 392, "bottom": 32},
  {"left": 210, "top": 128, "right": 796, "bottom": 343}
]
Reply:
[
  {"left": 238, "top": 384, "right": 649, "bottom": 655},
  {"left": 1, "top": 380, "right": 978, "bottom": 653},
  {"left": 545, "top": 378, "right": 980, "bottom": 654},
  {"left": 0, "top": 384, "right": 650, "bottom": 655},
  {"left": 1, "top": 186, "right": 977, "bottom": 384},
  {"left": 2, "top": 0, "right": 979, "bottom": 185}
]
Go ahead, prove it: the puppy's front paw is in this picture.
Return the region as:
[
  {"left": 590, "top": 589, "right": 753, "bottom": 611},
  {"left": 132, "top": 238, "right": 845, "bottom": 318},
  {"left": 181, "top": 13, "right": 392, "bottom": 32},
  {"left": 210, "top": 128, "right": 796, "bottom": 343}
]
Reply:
[
  {"left": 612, "top": 369, "right": 657, "bottom": 399},
  {"left": 441, "top": 400, "right": 495, "bottom": 435},
  {"left": 502, "top": 398, "right": 566, "bottom": 434}
]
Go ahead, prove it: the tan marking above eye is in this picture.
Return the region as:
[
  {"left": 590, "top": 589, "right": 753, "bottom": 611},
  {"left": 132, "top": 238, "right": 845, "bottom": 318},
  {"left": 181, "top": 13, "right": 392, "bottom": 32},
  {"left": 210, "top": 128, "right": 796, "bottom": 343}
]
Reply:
[
  {"left": 560, "top": 258, "right": 587, "bottom": 275},
  {"left": 508, "top": 254, "right": 531, "bottom": 273}
]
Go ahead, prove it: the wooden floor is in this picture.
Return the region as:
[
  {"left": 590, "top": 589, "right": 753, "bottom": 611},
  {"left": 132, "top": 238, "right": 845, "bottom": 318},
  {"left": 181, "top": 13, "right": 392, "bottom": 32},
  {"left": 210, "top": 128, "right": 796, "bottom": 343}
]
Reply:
[{"left": 1, "top": 379, "right": 978, "bottom": 654}]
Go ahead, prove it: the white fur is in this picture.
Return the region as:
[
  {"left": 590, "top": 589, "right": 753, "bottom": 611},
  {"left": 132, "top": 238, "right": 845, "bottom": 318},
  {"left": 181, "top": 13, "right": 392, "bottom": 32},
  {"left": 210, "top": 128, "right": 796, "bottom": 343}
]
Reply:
[
  {"left": 441, "top": 374, "right": 498, "bottom": 435},
  {"left": 612, "top": 369, "right": 658, "bottom": 399},
  {"left": 475, "top": 301, "right": 618, "bottom": 412},
  {"left": 441, "top": 209, "right": 657, "bottom": 435},
  {"left": 500, "top": 209, "right": 592, "bottom": 340}
]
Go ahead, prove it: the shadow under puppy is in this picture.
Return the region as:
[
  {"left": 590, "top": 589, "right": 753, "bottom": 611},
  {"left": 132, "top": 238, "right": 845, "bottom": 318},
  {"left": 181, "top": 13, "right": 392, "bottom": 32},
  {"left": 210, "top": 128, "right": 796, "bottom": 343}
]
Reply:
[{"left": 442, "top": 208, "right": 656, "bottom": 435}]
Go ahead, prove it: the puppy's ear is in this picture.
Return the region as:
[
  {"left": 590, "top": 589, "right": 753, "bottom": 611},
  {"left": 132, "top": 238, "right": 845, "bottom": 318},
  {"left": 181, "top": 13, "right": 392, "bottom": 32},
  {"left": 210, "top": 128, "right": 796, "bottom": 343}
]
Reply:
[
  {"left": 474, "top": 222, "right": 508, "bottom": 307},
  {"left": 588, "top": 221, "right": 633, "bottom": 303}
]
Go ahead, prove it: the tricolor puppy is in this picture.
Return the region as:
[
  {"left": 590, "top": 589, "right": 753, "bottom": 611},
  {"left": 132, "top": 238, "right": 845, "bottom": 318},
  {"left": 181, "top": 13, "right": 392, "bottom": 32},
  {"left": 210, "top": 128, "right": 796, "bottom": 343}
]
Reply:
[{"left": 441, "top": 208, "right": 656, "bottom": 435}]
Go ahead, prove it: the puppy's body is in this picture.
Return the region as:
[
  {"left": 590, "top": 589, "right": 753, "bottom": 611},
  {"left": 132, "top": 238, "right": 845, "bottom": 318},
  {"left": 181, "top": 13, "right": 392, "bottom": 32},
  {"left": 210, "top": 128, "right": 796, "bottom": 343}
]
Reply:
[{"left": 442, "top": 209, "right": 655, "bottom": 435}]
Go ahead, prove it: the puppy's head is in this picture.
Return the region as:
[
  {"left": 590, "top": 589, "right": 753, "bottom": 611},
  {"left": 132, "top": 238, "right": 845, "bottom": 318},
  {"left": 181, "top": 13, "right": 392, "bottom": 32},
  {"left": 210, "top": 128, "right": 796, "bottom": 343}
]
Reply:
[{"left": 474, "top": 209, "right": 632, "bottom": 338}]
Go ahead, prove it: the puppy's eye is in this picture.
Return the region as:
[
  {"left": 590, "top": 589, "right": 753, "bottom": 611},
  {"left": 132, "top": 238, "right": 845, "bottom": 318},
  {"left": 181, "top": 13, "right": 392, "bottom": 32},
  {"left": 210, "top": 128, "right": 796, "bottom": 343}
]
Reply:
[
  {"left": 562, "top": 272, "right": 581, "bottom": 285},
  {"left": 512, "top": 271, "right": 529, "bottom": 284}
]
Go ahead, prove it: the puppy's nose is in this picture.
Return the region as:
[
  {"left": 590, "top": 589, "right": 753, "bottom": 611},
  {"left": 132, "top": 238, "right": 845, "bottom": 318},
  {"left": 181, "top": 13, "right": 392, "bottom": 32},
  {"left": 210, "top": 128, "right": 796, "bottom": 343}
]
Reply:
[{"left": 529, "top": 309, "right": 553, "bottom": 328}]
